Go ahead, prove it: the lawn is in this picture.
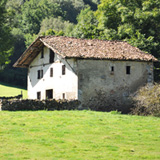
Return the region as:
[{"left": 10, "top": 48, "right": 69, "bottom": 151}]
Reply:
[
  {"left": 0, "top": 110, "right": 159, "bottom": 160},
  {"left": 0, "top": 82, "right": 27, "bottom": 99}
]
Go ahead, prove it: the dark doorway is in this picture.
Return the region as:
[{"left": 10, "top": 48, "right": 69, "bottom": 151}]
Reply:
[
  {"left": 49, "top": 49, "right": 55, "bottom": 63},
  {"left": 46, "top": 89, "right": 53, "bottom": 99},
  {"left": 37, "top": 92, "right": 41, "bottom": 100}
]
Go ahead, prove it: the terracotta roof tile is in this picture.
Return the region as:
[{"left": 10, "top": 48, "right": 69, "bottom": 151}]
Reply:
[
  {"left": 40, "top": 36, "right": 157, "bottom": 61},
  {"left": 14, "top": 36, "right": 158, "bottom": 68}
]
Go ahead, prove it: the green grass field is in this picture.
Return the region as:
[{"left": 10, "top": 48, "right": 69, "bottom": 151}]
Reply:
[
  {"left": 0, "top": 111, "right": 159, "bottom": 160},
  {"left": 0, "top": 82, "right": 27, "bottom": 98}
]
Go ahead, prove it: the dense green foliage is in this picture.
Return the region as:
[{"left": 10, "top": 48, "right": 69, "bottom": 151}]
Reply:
[
  {"left": 72, "top": 7, "right": 100, "bottom": 38},
  {"left": 0, "top": 111, "right": 160, "bottom": 159},
  {"left": 0, "top": 0, "right": 13, "bottom": 67},
  {"left": 0, "top": 0, "right": 160, "bottom": 87}
]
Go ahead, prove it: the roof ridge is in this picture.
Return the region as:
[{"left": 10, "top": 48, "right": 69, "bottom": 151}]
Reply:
[{"left": 40, "top": 35, "right": 129, "bottom": 43}]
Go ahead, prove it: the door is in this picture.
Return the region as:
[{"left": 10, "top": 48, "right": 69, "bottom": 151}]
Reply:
[{"left": 46, "top": 89, "right": 53, "bottom": 99}]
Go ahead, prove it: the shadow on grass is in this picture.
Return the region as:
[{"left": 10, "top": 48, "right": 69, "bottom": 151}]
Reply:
[{"left": 0, "top": 81, "right": 27, "bottom": 90}]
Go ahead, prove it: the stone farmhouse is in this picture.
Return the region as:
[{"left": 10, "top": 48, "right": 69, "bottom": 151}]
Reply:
[{"left": 14, "top": 36, "right": 157, "bottom": 108}]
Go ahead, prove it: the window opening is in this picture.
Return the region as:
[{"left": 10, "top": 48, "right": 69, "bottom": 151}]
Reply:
[
  {"left": 37, "top": 70, "right": 40, "bottom": 79},
  {"left": 50, "top": 68, "right": 53, "bottom": 77},
  {"left": 126, "top": 66, "right": 131, "bottom": 74},
  {"left": 62, "top": 93, "right": 65, "bottom": 99},
  {"left": 41, "top": 70, "right": 43, "bottom": 78},
  {"left": 37, "top": 92, "right": 41, "bottom": 100},
  {"left": 37, "top": 70, "right": 43, "bottom": 79},
  {"left": 62, "top": 65, "right": 66, "bottom": 75},
  {"left": 111, "top": 66, "right": 114, "bottom": 72},
  {"left": 49, "top": 49, "right": 55, "bottom": 63},
  {"left": 46, "top": 89, "right": 53, "bottom": 99}
]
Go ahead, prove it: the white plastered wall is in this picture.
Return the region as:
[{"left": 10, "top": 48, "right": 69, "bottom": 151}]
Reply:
[{"left": 27, "top": 46, "right": 78, "bottom": 100}]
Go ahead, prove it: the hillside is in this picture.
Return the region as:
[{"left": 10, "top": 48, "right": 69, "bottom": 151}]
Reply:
[
  {"left": 0, "top": 111, "right": 159, "bottom": 159},
  {"left": 0, "top": 82, "right": 27, "bottom": 99}
]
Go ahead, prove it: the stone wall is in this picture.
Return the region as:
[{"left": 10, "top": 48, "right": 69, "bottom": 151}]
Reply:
[
  {"left": 77, "top": 59, "right": 153, "bottom": 109},
  {"left": 1, "top": 99, "right": 80, "bottom": 111}
]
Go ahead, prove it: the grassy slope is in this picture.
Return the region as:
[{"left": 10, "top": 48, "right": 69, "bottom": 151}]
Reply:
[
  {"left": 0, "top": 82, "right": 27, "bottom": 98},
  {"left": 0, "top": 111, "right": 159, "bottom": 160}
]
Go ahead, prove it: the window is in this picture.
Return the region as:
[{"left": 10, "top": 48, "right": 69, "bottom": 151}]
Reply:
[
  {"left": 49, "top": 49, "right": 55, "bottom": 63},
  {"left": 50, "top": 68, "right": 53, "bottom": 77},
  {"left": 41, "top": 70, "right": 43, "bottom": 78},
  {"left": 62, "top": 65, "right": 65, "bottom": 75},
  {"left": 41, "top": 48, "right": 44, "bottom": 58},
  {"left": 37, "top": 69, "right": 43, "bottom": 79},
  {"left": 111, "top": 66, "right": 114, "bottom": 72},
  {"left": 37, "top": 92, "right": 41, "bottom": 100},
  {"left": 126, "top": 66, "right": 131, "bottom": 74},
  {"left": 46, "top": 89, "right": 53, "bottom": 99},
  {"left": 37, "top": 70, "right": 40, "bottom": 79},
  {"left": 110, "top": 66, "right": 114, "bottom": 75},
  {"left": 62, "top": 93, "right": 65, "bottom": 99}
]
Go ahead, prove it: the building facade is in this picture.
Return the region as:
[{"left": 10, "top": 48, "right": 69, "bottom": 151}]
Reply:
[{"left": 14, "top": 36, "right": 157, "bottom": 108}]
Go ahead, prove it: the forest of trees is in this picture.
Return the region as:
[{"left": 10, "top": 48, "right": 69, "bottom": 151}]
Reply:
[{"left": 0, "top": 0, "right": 160, "bottom": 87}]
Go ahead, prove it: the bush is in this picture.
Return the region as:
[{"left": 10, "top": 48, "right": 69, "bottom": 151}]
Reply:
[
  {"left": 130, "top": 83, "right": 160, "bottom": 117},
  {"left": 1, "top": 99, "right": 80, "bottom": 111}
]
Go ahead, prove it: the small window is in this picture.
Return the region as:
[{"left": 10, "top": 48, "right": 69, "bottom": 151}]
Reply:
[
  {"left": 126, "top": 66, "right": 131, "bottom": 74},
  {"left": 50, "top": 68, "right": 53, "bottom": 77},
  {"left": 37, "top": 69, "right": 43, "bottom": 79},
  {"left": 62, "top": 65, "right": 66, "bottom": 75},
  {"left": 50, "top": 49, "right": 55, "bottom": 63},
  {"left": 62, "top": 93, "right": 65, "bottom": 99},
  {"left": 46, "top": 89, "right": 53, "bottom": 99},
  {"left": 37, "top": 92, "right": 41, "bottom": 100},
  {"left": 41, "top": 48, "right": 44, "bottom": 58},
  {"left": 111, "top": 66, "right": 114, "bottom": 72},
  {"left": 37, "top": 70, "right": 41, "bottom": 79}
]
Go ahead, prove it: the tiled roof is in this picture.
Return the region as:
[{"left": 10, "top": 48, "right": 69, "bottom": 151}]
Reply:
[{"left": 14, "top": 36, "right": 158, "bottom": 68}]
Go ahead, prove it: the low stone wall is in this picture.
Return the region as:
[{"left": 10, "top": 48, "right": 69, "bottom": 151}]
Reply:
[
  {"left": 0, "top": 94, "right": 22, "bottom": 100},
  {"left": 1, "top": 99, "right": 80, "bottom": 111}
]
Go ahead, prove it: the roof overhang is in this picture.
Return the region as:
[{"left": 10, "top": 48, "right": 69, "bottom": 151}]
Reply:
[
  {"left": 13, "top": 36, "right": 66, "bottom": 68},
  {"left": 13, "top": 37, "right": 44, "bottom": 68}
]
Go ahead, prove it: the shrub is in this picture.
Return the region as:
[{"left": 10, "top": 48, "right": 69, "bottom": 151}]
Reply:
[{"left": 130, "top": 83, "right": 160, "bottom": 117}]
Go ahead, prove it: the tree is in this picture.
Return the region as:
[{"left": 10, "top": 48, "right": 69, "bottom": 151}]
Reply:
[
  {"left": 19, "top": 0, "right": 63, "bottom": 34},
  {"left": 96, "top": 0, "right": 160, "bottom": 57},
  {"left": 39, "top": 16, "right": 75, "bottom": 36},
  {"left": 0, "top": 0, "right": 13, "bottom": 67},
  {"left": 72, "top": 7, "right": 100, "bottom": 39}
]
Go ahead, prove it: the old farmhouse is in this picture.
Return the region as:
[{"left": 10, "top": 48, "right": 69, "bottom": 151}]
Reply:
[{"left": 14, "top": 36, "right": 157, "bottom": 108}]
